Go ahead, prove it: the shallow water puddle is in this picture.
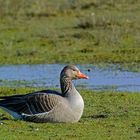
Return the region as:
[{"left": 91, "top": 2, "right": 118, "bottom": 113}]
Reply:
[{"left": 0, "top": 64, "right": 140, "bottom": 92}]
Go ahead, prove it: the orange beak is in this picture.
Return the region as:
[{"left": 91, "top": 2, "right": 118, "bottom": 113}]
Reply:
[{"left": 77, "top": 71, "right": 89, "bottom": 79}]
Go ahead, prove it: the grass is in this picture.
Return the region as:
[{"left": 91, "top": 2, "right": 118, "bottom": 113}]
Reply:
[
  {"left": 0, "top": 1, "right": 140, "bottom": 139},
  {"left": 0, "top": 87, "right": 139, "bottom": 140},
  {"left": 0, "top": 0, "right": 139, "bottom": 71}
]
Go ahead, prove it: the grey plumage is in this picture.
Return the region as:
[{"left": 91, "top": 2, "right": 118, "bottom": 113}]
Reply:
[{"left": 0, "top": 65, "right": 88, "bottom": 123}]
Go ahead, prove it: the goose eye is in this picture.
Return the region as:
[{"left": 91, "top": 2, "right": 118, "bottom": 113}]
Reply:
[{"left": 73, "top": 69, "right": 78, "bottom": 72}]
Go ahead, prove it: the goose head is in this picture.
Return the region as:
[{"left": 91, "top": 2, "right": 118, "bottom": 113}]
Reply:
[{"left": 60, "top": 65, "right": 88, "bottom": 80}]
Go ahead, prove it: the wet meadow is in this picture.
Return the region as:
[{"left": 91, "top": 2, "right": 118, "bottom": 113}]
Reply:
[{"left": 0, "top": 0, "right": 140, "bottom": 139}]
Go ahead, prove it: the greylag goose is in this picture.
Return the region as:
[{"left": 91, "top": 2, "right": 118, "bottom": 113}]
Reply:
[{"left": 0, "top": 65, "right": 88, "bottom": 123}]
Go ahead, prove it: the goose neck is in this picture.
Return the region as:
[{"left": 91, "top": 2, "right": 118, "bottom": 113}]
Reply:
[{"left": 60, "top": 77, "right": 74, "bottom": 95}]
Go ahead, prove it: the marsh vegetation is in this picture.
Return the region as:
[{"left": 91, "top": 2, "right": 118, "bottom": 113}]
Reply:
[
  {"left": 0, "top": 0, "right": 140, "bottom": 139},
  {"left": 0, "top": 0, "right": 140, "bottom": 70}
]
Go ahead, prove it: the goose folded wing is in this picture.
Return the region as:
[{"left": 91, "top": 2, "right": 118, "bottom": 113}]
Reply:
[{"left": 0, "top": 92, "right": 61, "bottom": 115}]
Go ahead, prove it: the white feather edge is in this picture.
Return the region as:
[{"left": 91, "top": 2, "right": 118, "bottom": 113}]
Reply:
[
  {"left": 21, "top": 104, "right": 57, "bottom": 117},
  {"left": 0, "top": 105, "right": 55, "bottom": 120}
]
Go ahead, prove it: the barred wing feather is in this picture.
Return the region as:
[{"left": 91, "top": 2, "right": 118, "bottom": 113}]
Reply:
[{"left": 0, "top": 90, "right": 62, "bottom": 115}]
